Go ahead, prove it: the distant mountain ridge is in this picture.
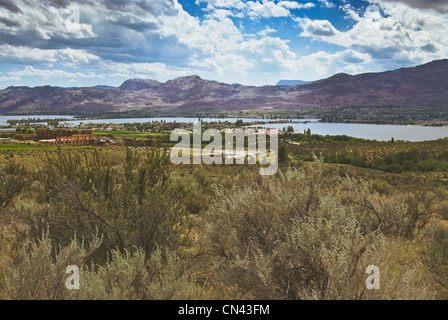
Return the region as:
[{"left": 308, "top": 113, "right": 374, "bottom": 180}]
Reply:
[
  {"left": 276, "top": 80, "right": 309, "bottom": 86},
  {"left": 0, "top": 59, "right": 447, "bottom": 113}
]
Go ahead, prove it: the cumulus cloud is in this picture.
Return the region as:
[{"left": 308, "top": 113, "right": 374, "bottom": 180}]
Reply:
[
  {"left": 295, "top": 49, "right": 372, "bottom": 79},
  {"left": 195, "top": 0, "right": 246, "bottom": 10},
  {"left": 317, "top": 0, "right": 336, "bottom": 8},
  {"left": 258, "top": 26, "right": 277, "bottom": 37},
  {"left": 277, "top": 1, "right": 315, "bottom": 10},
  {"left": 196, "top": 0, "right": 314, "bottom": 18},
  {"left": 0, "top": 0, "right": 182, "bottom": 63},
  {"left": 0, "top": 45, "right": 100, "bottom": 66},
  {"left": 239, "top": 36, "right": 299, "bottom": 72},
  {"left": 297, "top": 18, "right": 339, "bottom": 36},
  {"left": 245, "top": 1, "right": 290, "bottom": 18},
  {"left": 0, "top": 0, "right": 447, "bottom": 87},
  {"left": 296, "top": 1, "right": 448, "bottom": 70},
  {"left": 378, "top": 0, "right": 448, "bottom": 13},
  {"left": 0, "top": 0, "right": 366, "bottom": 85},
  {"left": 0, "top": 1, "right": 94, "bottom": 42}
]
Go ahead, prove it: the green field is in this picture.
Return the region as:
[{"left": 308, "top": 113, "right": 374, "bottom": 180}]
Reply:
[
  {"left": 0, "top": 144, "right": 97, "bottom": 151},
  {"left": 93, "top": 130, "right": 152, "bottom": 139}
]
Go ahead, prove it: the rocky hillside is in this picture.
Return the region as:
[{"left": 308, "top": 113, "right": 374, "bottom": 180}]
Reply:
[{"left": 0, "top": 59, "right": 447, "bottom": 114}]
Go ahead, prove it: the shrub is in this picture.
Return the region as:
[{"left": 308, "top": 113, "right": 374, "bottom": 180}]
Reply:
[
  {"left": 74, "top": 247, "right": 200, "bottom": 300},
  {"left": 3, "top": 228, "right": 101, "bottom": 300},
  {"left": 203, "top": 161, "right": 385, "bottom": 300}
]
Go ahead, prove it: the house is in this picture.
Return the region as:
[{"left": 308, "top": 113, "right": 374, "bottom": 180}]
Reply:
[{"left": 35, "top": 129, "right": 94, "bottom": 146}]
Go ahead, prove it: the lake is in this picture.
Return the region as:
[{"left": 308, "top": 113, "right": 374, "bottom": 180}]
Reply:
[
  {"left": 1, "top": 115, "right": 448, "bottom": 142},
  {"left": 248, "top": 122, "right": 448, "bottom": 142}
]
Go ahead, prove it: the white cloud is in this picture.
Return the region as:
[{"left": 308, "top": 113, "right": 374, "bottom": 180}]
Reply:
[
  {"left": 295, "top": 49, "right": 372, "bottom": 79},
  {"left": 197, "top": 0, "right": 314, "bottom": 18},
  {"left": 246, "top": 0, "right": 291, "bottom": 18},
  {"left": 107, "top": 73, "right": 133, "bottom": 78},
  {"left": 0, "top": 76, "right": 21, "bottom": 82},
  {"left": 317, "top": 0, "right": 336, "bottom": 8},
  {"left": 156, "top": 1, "right": 315, "bottom": 78},
  {"left": 296, "top": 17, "right": 340, "bottom": 36},
  {"left": 277, "top": 1, "right": 315, "bottom": 10},
  {"left": 195, "top": 0, "right": 246, "bottom": 10},
  {"left": 378, "top": 0, "right": 448, "bottom": 13},
  {"left": 296, "top": 1, "right": 448, "bottom": 67},
  {"left": 0, "top": 45, "right": 100, "bottom": 66},
  {"left": 257, "top": 26, "right": 277, "bottom": 37},
  {"left": 8, "top": 66, "right": 99, "bottom": 79},
  {"left": 239, "top": 36, "right": 301, "bottom": 74},
  {"left": 0, "top": 1, "right": 94, "bottom": 40},
  {"left": 103, "top": 62, "right": 194, "bottom": 81},
  {"left": 1, "top": 0, "right": 446, "bottom": 87}
]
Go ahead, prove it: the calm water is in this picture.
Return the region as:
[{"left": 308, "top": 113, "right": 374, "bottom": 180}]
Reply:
[
  {"left": 59, "top": 117, "right": 278, "bottom": 125},
  {"left": 1, "top": 115, "right": 448, "bottom": 142},
  {"left": 248, "top": 122, "right": 448, "bottom": 142}
]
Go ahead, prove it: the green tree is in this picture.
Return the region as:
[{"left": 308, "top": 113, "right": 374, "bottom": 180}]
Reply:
[
  {"left": 0, "top": 160, "right": 27, "bottom": 209},
  {"left": 235, "top": 119, "right": 244, "bottom": 127},
  {"left": 278, "top": 143, "right": 289, "bottom": 164}
]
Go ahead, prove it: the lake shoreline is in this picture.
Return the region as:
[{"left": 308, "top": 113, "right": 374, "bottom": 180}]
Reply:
[{"left": 2, "top": 115, "right": 448, "bottom": 142}]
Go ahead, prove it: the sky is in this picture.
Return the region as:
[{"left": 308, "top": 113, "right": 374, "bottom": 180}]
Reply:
[{"left": 0, "top": 0, "right": 447, "bottom": 89}]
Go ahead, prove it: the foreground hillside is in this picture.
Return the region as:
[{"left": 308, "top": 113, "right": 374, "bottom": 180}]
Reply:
[
  {"left": 1, "top": 138, "right": 448, "bottom": 299},
  {"left": 0, "top": 59, "right": 447, "bottom": 114}
]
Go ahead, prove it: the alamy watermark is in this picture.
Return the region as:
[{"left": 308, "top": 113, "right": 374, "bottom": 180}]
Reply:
[
  {"left": 63, "top": 4, "right": 80, "bottom": 31},
  {"left": 365, "top": 4, "right": 381, "bottom": 30},
  {"left": 66, "top": 5, "right": 80, "bottom": 24},
  {"left": 170, "top": 122, "right": 279, "bottom": 176},
  {"left": 366, "top": 265, "right": 380, "bottom": 290},
  {"left": 65, "top": 265, "right": 80, "bottom": 290}
]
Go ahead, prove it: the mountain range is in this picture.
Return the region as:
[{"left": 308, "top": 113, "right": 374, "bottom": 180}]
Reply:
[
  {"left": 276, "top": 80, "right": 309, "bottom": 86},
  {"left": 0, "top": 59, "right": 447, "bottom": 114}
]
